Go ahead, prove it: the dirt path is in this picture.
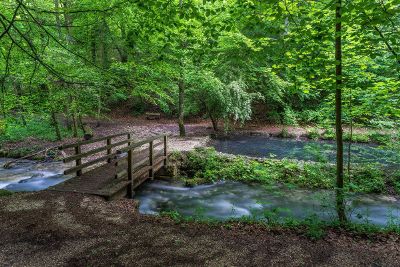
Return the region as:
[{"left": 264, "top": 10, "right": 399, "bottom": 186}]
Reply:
[{"left": 1, "top": 191, "right": 399, "bottom": 266}]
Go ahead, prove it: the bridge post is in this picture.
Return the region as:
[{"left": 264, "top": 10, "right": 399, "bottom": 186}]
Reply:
[
  {"left": 163, "top": 135, "right": 168, "bottom": 165},
  {"left": 127, "top": 133, "right": 131, "bottom": 146},
  {"left": 127, "top": 148, "right": 134, "bottom": 198},
  {"left": 75, "top": 145, "right": 82, "bottom": 176},
  {"left": 149, "top": 141, "right": 154, "bottom": 180},
  {"left": 106, "top": 138, "right": 112, "bottom": 163}
]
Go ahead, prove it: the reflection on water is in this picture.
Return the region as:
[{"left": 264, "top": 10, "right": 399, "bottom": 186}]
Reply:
[
  {"left": 136, "top": 180, "right": 400, "bottom": 227},
  {"left": 212, "top": 136, "right": 400, "bottom": 167},
  {"left": 0, "top": 158, "right": 69, "bottom": 191}
]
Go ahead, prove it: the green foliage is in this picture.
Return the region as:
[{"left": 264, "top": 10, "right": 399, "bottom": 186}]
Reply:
[
  {"left": 306, "top": 128, "right": 320, "bottom": 140},
  {"left": 0, "top": 0, "right": 398, "bottom": 136},
  {"left": 282, "top": 107, "right": 298, "bottom": 126},
  {"left": 0, "top": 117, "right": 81, "bottom": 143},
  {"left": 180, "top": 148, "right": 389, "bottom": 194},
  {"left": 0, "top": 189, "right": 13, "bottom": 197}
]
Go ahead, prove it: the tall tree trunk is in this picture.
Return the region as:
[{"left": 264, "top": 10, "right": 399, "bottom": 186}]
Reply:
[
  {"left": 91, "top": 27, "right": 97, "bottom": 64},
  {"left": 335, "top": 0, "right": 346, "bottom": 224},
  {"left": 178, "top": 80, "right": 186, "bottom": 137},
  {"left": 51, "top": 111, "right": 62, "bottom": 141},
  {"left": 101, "top": 18, "right": 109, "bottom": 69}
]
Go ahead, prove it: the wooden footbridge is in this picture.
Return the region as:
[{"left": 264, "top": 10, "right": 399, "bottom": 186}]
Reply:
[{"left": 50, "top": 133, "right": 170, "bottom": 200}]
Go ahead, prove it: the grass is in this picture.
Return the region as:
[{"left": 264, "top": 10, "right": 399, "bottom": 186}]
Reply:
[{"left": 173, "top": 147, "right": 395, "bottom": 194}]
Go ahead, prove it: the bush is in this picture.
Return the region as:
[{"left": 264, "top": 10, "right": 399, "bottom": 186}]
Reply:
[
  {"left": 307, "top": 128, "right": 320, "bottom": 140},
  {"left": 321, "top": 128, "right": 335, "bottom": 140},
  {"left": 368, "top": 131, "right": 392, "bottom": 144},
  {"left": 282, "top": 107, "right": 298, "bottom": 126},
  {"left": 343, "top": 132, "right": 370, "bottom": 143},
  {"left": 0, "top": 189, "right": 13, "bottom": 197}
]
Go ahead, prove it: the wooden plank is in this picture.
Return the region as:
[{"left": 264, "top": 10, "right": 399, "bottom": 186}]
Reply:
[
  {"left": 63, "top": 139, "right": 135, "bottom": 163},
  {"left": 117, "top": 135, "right": 165, "bottom": 154},
  {"left": 64, "top": 153, "right": 117, "bottom": 175},
  {"left": 153, "top": 141, "right": 163, "bottom": 149},
  {"left": 59, "top": 132, "right": 129, "bottom": 149},
  {"left": 133, "top": 166, "right": 152, "bottom": 179}
]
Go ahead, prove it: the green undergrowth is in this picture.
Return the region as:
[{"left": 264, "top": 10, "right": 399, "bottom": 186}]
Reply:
[
  {"left": 160, "top": 210, "right": 400, "bottom": 240},
  {"left": 0, "top": 117, "right": 83, "bottom": 145},
  {"left": 0, "top": 189, "right": 13, "bottom": 197},
  {"left": 307, "top": 127, "right": 397, "bottom": 145},
  {"left": 171, "top": 147, "right": 397, "bottom": 194}
]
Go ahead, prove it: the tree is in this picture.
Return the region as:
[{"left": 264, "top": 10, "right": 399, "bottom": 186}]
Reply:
[{"left": 335, "top": 0, "right": 346, "bottom": 223}]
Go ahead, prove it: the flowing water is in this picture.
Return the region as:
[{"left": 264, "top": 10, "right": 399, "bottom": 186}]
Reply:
[
  {"left": 1, "top": 137, "right": 399, "bottom": 227},
  {"left": 0, "top": 158, "right": 69, "bottom": 192},
  {"left": 212, "top": 136, "right": 400, "bottom": 167},
  {"left": 137, "top": 180, "right": 400, "bottom": 227}
]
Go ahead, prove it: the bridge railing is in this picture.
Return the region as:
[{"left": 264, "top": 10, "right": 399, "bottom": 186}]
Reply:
[
  {"left": 114, "top": 135, "right": 168, "bottom": 197},
  {"left": 59, "top": 132, "right": 135, "bottom": 177}
]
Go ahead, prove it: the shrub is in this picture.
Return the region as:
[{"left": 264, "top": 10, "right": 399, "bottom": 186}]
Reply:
[
  {"left": 282, "top": 107, "right": 298, "bottom": 126},
  {"left": 321, "top": 128, "right": 335, "bottom": 140},
  {"left": 368, "top": 131, "right": 391, "bottom": 144},
  {"left": 0, "top": 189, "right": 13, "bottom": 197},
  {"left": 307, "top": 128, "right": 320, "bottom": 140},
  {"left": 343, "top": 132, "right": 370, "bottom": 143}
]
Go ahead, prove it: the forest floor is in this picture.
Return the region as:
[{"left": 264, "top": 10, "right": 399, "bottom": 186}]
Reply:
[{"left": 1, "top": 191, "right": 400, "bottom": 266}]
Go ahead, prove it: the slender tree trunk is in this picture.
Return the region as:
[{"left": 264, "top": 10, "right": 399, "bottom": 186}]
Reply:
[
  {"left": 72, "top": 112, "right": 78, "bottom": 138},
  {"left": 335, "top": 0, "right": 346, "bottom": 224},
  {"left": 78, "top": 114, "right": 86, "bottom": 134},
  {"left": 210, "top": 116, "right": 219, "bottom": 132},
  {"left": 51, "top": 111, "right": 62, "bottom": 141},
  {"left": 178, "top": 80, "right": 186, "bottom": 137},
  {"left": 177, "top": 0, "right": 186, "bottom": 137}
]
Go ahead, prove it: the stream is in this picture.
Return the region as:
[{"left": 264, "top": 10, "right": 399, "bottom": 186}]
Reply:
[
  {"left": 212, "top": 135, "right": 400, "bottom": 167},
  {"left": 1, "top": 136, "right": 399, "bottom": 227},
  {"left": 137, "top": 180, "right": 400, "bottom": 227},
  {"left": 0, "top": 158, "right": 69, "bottom": 191}
]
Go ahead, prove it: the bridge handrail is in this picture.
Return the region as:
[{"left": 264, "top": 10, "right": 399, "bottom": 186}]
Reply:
[
  {"left": 60, "top": 132, "right": 134, "bottom": 176},
  {"left": 115, "top": 134, "right": 168, "bottom": 197},
  {"left": 58, "top": 132, "right": 130, "bottom": 150},
  {"left": 116, "top": 135, "right": 166, "bottom": 154}
]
